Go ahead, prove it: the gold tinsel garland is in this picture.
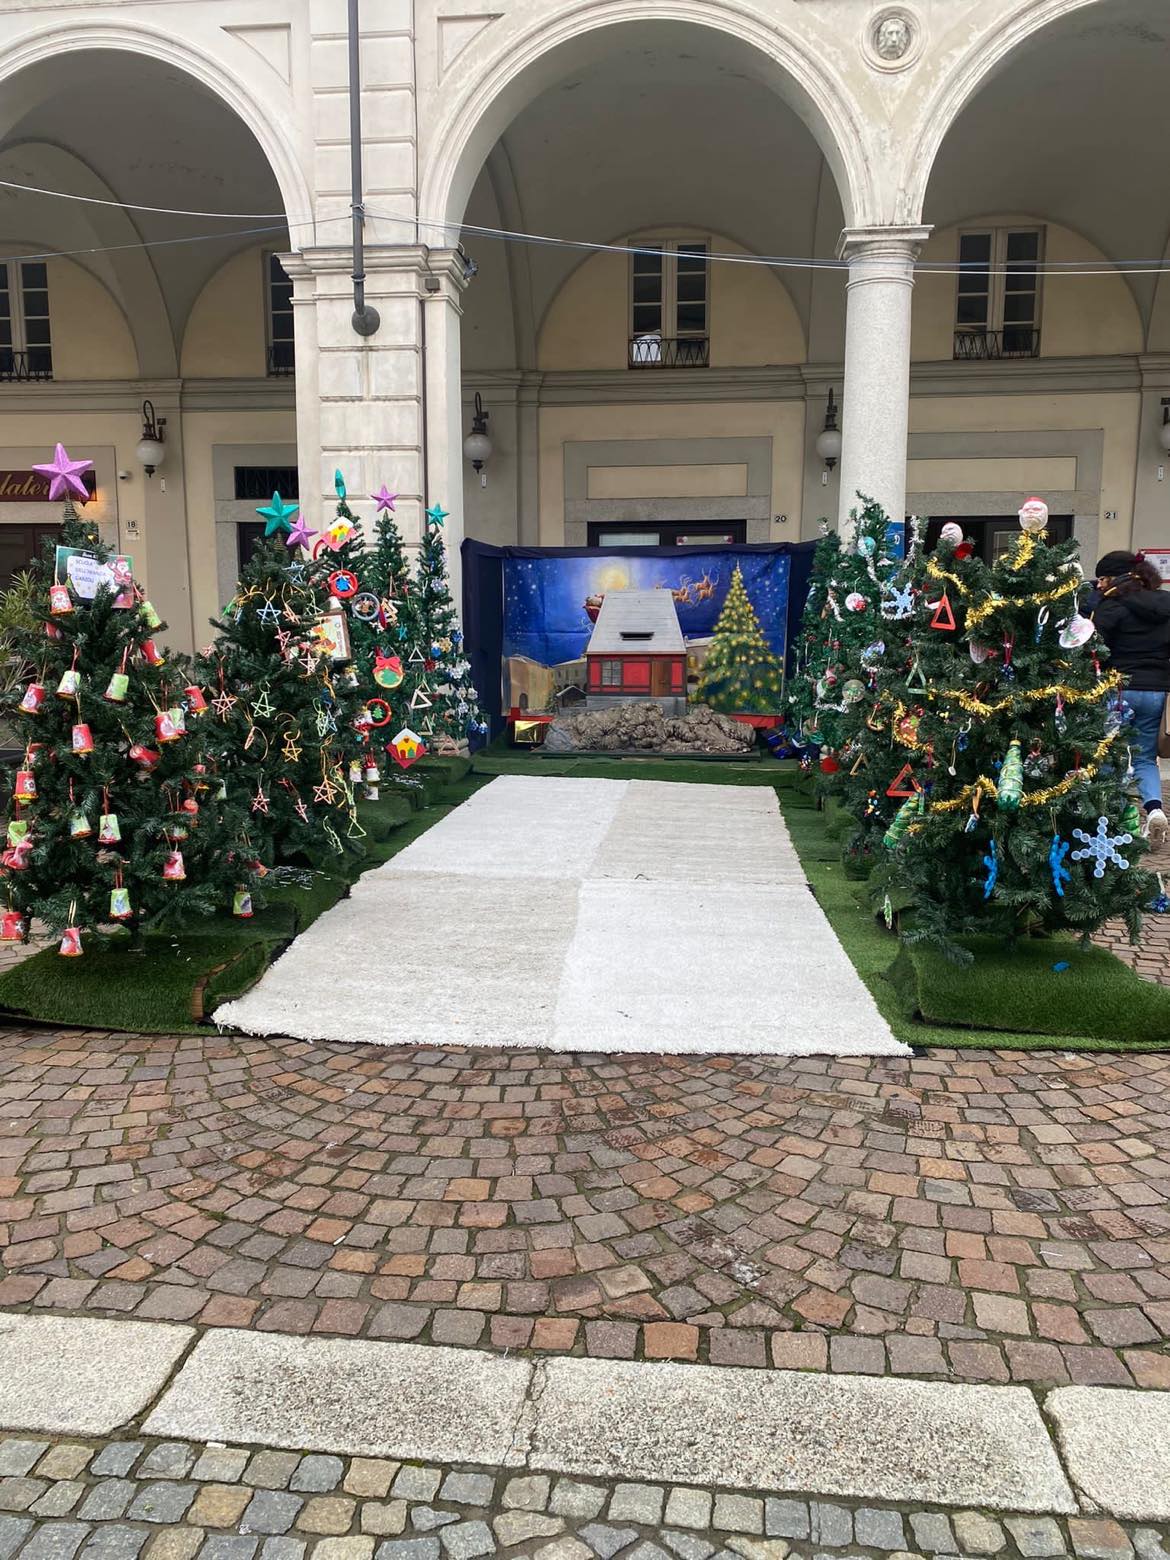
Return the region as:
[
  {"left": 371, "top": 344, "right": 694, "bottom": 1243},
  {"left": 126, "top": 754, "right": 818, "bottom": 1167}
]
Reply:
[
  {"left": 926, "top": 729, "right": 1121, "bottom": 813},
  {"left": 932, "top": 670, "right": 1121, "bottom": 719},
  {"left": 924, "top": 556, "right": 1079, "bottom": 629}
]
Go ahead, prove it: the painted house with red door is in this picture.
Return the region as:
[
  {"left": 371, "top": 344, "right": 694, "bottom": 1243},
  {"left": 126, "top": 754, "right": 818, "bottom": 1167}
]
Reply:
[{"left": 585, "top": 589, "right": 687, "bottom": 715}]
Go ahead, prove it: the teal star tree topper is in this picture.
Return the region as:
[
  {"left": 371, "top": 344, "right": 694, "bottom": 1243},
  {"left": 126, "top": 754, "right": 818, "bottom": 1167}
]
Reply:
[{"left": 257, "top": 491, "right": 299, "bottom": 537}]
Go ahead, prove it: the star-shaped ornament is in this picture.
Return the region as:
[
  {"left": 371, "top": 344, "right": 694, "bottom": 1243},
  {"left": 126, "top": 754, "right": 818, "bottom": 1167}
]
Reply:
[
  {"left": 313, "top": 777, "right": 337, "bottom": 805},
  {"left": 275, "top": 629, "right": 292, "bottom": 652},
  {"left": 294, "top": 798, "right": 309, "bottom": 823},
  {"left": 211, "top": 692, "right": 238, "bottom": 720},
  {"left": 251, "top": 786, "right": 269, "bottom": 814},
  {"left": 252, "top": 688, "right": 274, "bottom": 718},
  {"left": 372, "top": 485, "right": 398, "bottom": 513},
  {"left": 286, "top": 562, "right": 306, "bottom": 584},
  {"left": 425, "top": 503, "right": 449, "bottom": 528},
  {"left": 285, "top": 514, "right": 318, "bottom": 549},
  {"left": 256, "top": 491, "right": 299, "bottom": 536},
  {"left": 282, "top": 734, "right": 302, "bottom": 764},
  {"left": 34, "top": 442, "right": 94, "bottom": 502},
  {"left": 256, "top": 599, "right": 282, "bottom": 627},
  {"left": 283, "top": 603, "right": 300, "bottom": 624}
]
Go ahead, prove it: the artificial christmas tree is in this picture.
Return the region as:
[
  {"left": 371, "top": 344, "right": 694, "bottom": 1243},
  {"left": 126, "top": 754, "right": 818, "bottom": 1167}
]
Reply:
[
  {"left": 396, "top": 503, "right": 486, "bottom": 757},
  {"left": 2, "top": 448, "right": 255, "bottom": 947},
  {"left": 198, "top": 496, "right": 365, "bottom": 865},
  {"left": 882, "top": 498, "right": 1153, "bottom": 955},
  {"left": 784, "top": 523, "right": 840, "bottom": 752},
  {"left": 695, "top": 564, "right": 784, "bottom": 716},
  {"left": 785, "top": 498, "right": 903, "bottom": 783}
]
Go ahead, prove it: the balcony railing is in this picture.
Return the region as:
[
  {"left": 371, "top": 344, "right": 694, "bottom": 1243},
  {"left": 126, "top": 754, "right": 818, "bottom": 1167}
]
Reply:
[
  {"left": 628, "top": 334, "right": 709, "bottom": 369},
  {"left": 267, "top": 343, "right": 295, "bottom": 377},
  {"left": 0, "top": 351, "right": 52, "bottom": 383},
  {"left": 953, "top": 328, "right": 1040, "bottom": 361}
]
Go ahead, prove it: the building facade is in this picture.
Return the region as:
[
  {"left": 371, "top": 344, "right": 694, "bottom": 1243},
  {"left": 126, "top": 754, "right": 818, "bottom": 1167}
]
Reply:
[{"left": 0, "top": 0, "right": 1165, "bottom": 651}]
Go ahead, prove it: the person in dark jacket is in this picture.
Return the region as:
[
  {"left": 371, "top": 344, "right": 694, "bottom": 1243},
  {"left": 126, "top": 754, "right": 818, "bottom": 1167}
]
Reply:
[{"left": 1092, "top": 549, "right": 1170, "bottom": 845}]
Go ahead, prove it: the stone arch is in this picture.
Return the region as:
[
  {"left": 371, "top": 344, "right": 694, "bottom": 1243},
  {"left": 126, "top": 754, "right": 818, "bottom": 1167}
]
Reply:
[
  {"left": 419, "top": 0, "right": 873, "bottom": 234},
  {"left": 0, "top": 19, "right": 312, "bottom": 235},
  {"left": 899, "top": 0, "right": 1109, "bottom": 224}
]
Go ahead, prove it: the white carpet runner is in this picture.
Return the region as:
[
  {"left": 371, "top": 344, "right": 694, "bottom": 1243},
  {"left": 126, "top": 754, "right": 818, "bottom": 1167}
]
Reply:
[{"left": 217, "top": 776, "right": 906, "bottom": 1056}]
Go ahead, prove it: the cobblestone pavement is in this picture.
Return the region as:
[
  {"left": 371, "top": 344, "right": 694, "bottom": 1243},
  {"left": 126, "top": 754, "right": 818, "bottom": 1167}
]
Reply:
[
  {"left": 0, "top": 1432, "right": 1165, "bottom": 1560},
  {"left": 1094, "top": 912, "right": 1170, "bottom": 987},
  {"left": 3, "top": 1030, "right": 1170, "bottom": 1389}
]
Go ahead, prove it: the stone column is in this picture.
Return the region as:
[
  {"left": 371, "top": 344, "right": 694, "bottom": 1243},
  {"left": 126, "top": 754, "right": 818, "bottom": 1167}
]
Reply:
[
  {"left": 282, "top": 245, "right": 468, "bottom": 604},
  {"left": 836, "top": 226, "right": 930, "bottom": 532}
]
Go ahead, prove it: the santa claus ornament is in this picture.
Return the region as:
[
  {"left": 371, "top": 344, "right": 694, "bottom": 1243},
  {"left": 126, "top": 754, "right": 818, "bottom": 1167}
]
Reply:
[{"left": 1019, "top": 496, "right": 1049, "bottom": 533}]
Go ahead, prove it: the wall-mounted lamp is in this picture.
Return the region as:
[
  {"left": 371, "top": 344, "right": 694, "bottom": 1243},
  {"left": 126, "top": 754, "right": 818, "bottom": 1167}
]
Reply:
[
  {"left": 815, "top": 388, "right": 842, "bottom": 485},
  {"left": 463, "top": 391, "right": 492, "bottom": 488},
  {"left": 1160, "top": 400, "right": 1170, "bottom": 453},
  {"left": 135, "top": 400, "right": 166, "bottom": 477}
]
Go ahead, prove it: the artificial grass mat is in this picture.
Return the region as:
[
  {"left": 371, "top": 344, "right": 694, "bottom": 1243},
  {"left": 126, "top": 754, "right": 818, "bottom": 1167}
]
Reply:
[
  {"left": 779, "top": 790, "right": 1169, "bottom": 1050},
  {"left": 0, "top": 757, "right": 485, "bottom": 1035},
  {"left": 473, "top": 735, "right": 798, "bottom": 788}
]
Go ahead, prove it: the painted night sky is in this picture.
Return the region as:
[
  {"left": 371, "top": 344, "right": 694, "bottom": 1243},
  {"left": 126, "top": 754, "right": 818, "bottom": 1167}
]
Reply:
[{"left": 502, "top": 551, "right": 791, "bottom": 669}]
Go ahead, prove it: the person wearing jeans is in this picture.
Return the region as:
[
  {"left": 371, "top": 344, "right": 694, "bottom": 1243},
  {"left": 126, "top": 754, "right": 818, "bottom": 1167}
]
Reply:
[{"left": 1092, "top": 550, "right": 1170, "bottom": 846}]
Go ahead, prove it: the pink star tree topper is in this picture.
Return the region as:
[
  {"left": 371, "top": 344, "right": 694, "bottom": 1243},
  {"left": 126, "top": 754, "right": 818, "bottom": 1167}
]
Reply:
[{"left": 33, "top": 443, "right": 93, "bottom": 502}]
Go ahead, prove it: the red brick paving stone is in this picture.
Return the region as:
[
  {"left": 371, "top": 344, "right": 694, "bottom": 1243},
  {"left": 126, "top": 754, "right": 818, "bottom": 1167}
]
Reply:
[
  {"left": 5, "top": 1030, "right": 1170, "bottom": 1390},
  {"left": 644, "top": 1322, "right": 699, "bottom": 1360}
]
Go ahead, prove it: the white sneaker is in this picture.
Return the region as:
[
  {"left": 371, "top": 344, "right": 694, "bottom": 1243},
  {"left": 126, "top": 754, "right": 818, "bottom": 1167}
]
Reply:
[{"left": 1144, "top": 808, "right": 1169, "bottom": 847}]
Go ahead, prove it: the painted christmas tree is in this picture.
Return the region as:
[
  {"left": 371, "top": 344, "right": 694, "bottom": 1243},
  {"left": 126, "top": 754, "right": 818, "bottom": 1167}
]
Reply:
[
  {"left": 885, "top": 498, "right": 1153, "bottom": 954},
  {"left": 197, "top": 490, "right": 365, "bottom": 865},
  {"left": 2, "top": 444, "right": 256, "bottom": 949},
  {"left": 695, "top": 563, "right": 783, "bottom": 715},
  {"left": 395, "top": 503, "right": 486, "bottom": 758}
]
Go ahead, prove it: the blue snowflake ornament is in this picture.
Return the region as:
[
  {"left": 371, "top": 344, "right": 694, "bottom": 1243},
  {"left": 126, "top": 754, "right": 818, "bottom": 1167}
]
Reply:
[
  {"left": 1071, "top": 816, "right": 1132, "bottom": 879},
  {"left": 880, "top": 581, "right": 915, "bottom": 621}
]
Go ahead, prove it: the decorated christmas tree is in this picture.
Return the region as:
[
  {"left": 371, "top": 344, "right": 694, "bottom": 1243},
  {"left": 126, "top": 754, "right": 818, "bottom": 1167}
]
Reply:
[
  {"left": 2, "top": 444, "right": 256, "bottom": 949},
  {"left": 352, "top": 481, "right": 419, "bottom": 728},
  {"left": 395, "top": 503, "right": 486, "bottom": 758},
  {"left": 197, "top": 491, "right": 365, "bottom": 864},
  {"left": 784, "top": 523, "right": 840, "bottom": 751},
  {"left": 695, "top": 564, "right": 784, "bottom": 714},
  {"left": 785, "top": 497, "right": 902, "bottom": 766},
  {"left": 830, "top": 518, "right": 984, "bottom": 872},
  {"left": 885, "top": 498, "right": 1153, "bottom": 954}
]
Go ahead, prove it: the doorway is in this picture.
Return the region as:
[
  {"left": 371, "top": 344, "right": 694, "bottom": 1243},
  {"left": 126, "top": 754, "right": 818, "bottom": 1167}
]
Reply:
[
  {"left": 587, "top": 520, "right": 747, "bottom": 547},
  {"left": 924, "top": 515, "right": 1073, "bottom": 565}
]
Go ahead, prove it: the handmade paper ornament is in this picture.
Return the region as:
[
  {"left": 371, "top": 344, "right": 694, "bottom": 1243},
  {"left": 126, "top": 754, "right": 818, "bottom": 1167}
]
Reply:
[
  {"left": 45, "top": 621, "right": 61, "bottom": 640},
  {"left": 1019, "top": 496, "right": 1049, "bottom": 533},
  {"left": 842, "top": 679, "right": 866, "bottom": 706},
  {"left": 57, "top": 667, "right": 80, "bottom": 699},
  {"left": 350, "top": 592, "right": 379, "bottom": 621},
  {"left": 938, "top": 522, "right": 964, "bottom": 547},
  {"left": 342, "top": 666, "right": 360, "bottom": 690},
  {"left": 929, "top": 592, "right": 956, "bottom": 631},
  {"left": 363, "top": 784, "right": 380, "bottom": 802},
  {"left": 48, "top": 582, "right": 73, "bottom": 615},
  {"left": 328, "top": 570, "right": 359, "bottom": 598},
  {"left": 109, "top": 886, "right": 132, "bottom": 921},
  {"left": 883, "top": 791, "right": 923, "bottom": 850},
  {"left": 71, "top": 722, "right": 95, "bottom": 755},
  {"left": 232, "top": 889, "right": 254, "bottom": 919},
  {"left": 139, "top": 599, "right": 162, "bottom": 630},
  {"left": 1058, "top": 614, "right": 1095, "bottom": 649},
  {"left": 373, "top": 651, "right": 404, "bottom": 690},
  {"left": 363, "top": 761, "right": 381, "bottom": 783},
  {"left": 140, "top": 638, "right": 165, "bottom": 667},
  {"left": 155, "top": 709, "right": 180, "bottom": 743},
  {"left": 98, "top": 812, "right": 121, "bottom": 844},
  {"left": 844, "top": 591, "right": 867, "bottom": 612},
  {"left": 886, "top": 763, "right": 917, "bottom": 798},
  {"left": 968, "top": 641, "right": 993, "bottom": 665},
  {"left": 894, "top": 707, "right": 923, "bottom": 744},
  {"left": 214, "top": 778, "right": 227, "bottom": 802},
  {"left": 184, "top": 684, "right": 208, "bottom": 715},
  {"left": 19, "top": 681, "right": 45, "bottom": 714},
  {"left": 388, "top": 727, "right": 424, "bottom": 769},
  {"left": 181, "top": 796, "right": 199, "bottom": 817},
  {"left": 69, "top": 809, "right": 92, "bottom": 839},
  {"left": 129, "top": 743, "right": 160, "bottom": 768},
  {"left": 6, "top": 820, "right": 28, "bottom": 848},
  {"left": 819, "top": 754, "right": 840, "bottom": 775},
  {"left": 58, "top": 925, "right": 82, "bottom": 958},
  {"left": 0, "top": 911, "right": 25, "bottom": 942},
  {"left": 1, "top": 841, "right": 31, "bottom": 870},
  {"left": 364, "top": 697, "right": 393, "bottom": 727},
  {"left": 104, "top": 670, "right": 129, "bottom": 702},
  {"left": 348, "top": 759, "right": 362, "bottom": 783},
  {"left": 162, "top": 850, "right": 186, "bottom": 881},
  {"left": 997, "top": 739, "right": 1023, "bottom": 811}
]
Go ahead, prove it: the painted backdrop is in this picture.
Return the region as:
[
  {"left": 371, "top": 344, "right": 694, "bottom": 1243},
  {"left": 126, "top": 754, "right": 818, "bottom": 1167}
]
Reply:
[{"left": 502, "top": 550, "right": 790, "bottom": 712}]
